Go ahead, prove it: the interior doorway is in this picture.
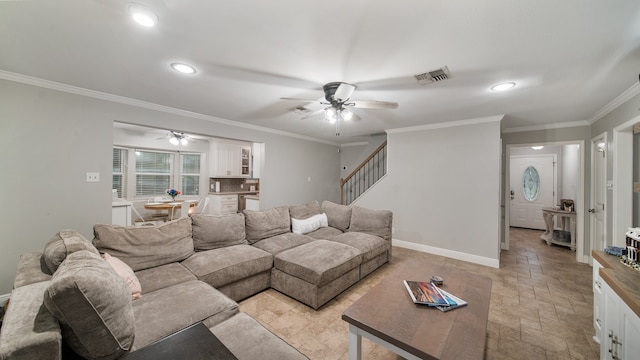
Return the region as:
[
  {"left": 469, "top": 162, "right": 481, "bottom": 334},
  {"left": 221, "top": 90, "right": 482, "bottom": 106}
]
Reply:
[{"left": 504, "top": 141, "right": 585, "bottom": 262}]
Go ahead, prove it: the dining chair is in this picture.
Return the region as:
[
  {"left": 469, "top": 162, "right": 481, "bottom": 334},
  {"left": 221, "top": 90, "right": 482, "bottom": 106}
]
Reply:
[
  {"left": 192, "top": 197, "right": 210, "bottom": 215},
  {"left": 131, "top": 204, "right": 156, "bottom": 226},
  {"left": 178, "top": 200, "right": 197, "bottom": 219}
]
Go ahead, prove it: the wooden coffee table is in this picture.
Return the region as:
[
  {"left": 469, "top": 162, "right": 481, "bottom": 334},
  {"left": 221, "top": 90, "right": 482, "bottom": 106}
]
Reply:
[{"left": 342, "top": 258, "right": 492, "bottom": 360}]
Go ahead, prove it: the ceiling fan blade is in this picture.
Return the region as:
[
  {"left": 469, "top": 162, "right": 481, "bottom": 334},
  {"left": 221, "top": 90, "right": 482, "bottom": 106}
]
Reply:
[
  {"left": 349, "top": 100, "right": 398, "bottom": 109},
  {"left": 300, "top": 108, "right": 325, "bottom": 120},
  {"left": 280, "top": 97, "right": 319, "bottom": 103}
]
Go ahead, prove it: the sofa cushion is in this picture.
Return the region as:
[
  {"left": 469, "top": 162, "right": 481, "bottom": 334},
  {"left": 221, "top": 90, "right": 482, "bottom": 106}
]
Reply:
[
  {"left": 321, "top": 201, "right": 352, "bottom": 231},
  {"left": 348, "top": 206, "right": 393, "bottom": 241},
  {"left": 131, "top": 280, "right": 239, "bottom": 350},
  {"left": 102, "top": 252, "right": 142, "bottom": 300},
  {"left": 42, "top": 230, "right": 100, "bottom": 274},
  {"left": 329, "top": 232, "right": 390, "bottom": 262},
  {"left": 209, "top": 313, "right": 309, "bottom": 360},
  {"left": 243, "top": 206, "right": 291, "bottom": 244},
  {"left": 92, "top": 218, "right": 194, "bottom": 271},
  {"left": 291, "top": 213, "right": 328, "bottom": 234},
  {"left": 43, "top": 250, "right": 135, "bottom": 360},
  {"left": 251, "top": 232, "right": 314, "bottom": 256},
  {"left": 180, "top": 245, "right": 273, "bottom": 288},
  {"left": 191, "top": 213, "right": 248, "bottom": 251},
  {"left": 274, "top": 240, "right": 362, "bottom": 286},
  {"left": 289, "top": 200, "right": 322, "bottom": 220},
  {"left": 305, "top": 226, "right": 343, "bottom": 240},
  {"left": 134, "top": 263, "right": 197, "bottom": 294}
]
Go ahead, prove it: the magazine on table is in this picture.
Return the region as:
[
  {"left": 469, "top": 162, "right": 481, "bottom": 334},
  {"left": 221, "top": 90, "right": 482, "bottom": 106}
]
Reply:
[
  {"left": 403, "top": 280, "right": 467, "bottom": 311},
  {"left": 435, "top": 288, "right": 467, "bottom": 312}
]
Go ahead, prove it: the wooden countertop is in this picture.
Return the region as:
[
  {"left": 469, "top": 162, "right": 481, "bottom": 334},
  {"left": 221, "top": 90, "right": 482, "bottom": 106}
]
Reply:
[{"left": 593, "top": 250, "right": 640, "bottom": 318}]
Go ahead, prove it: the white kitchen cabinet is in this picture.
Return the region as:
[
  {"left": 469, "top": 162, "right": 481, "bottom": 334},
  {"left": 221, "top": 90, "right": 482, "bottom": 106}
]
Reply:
[
  {"left": 593, "top": 258, "right": 604, "bottom": 344},
  {"left": 600, "top": 280, "right": 640, "bottom": 360},
  {"left": 210, "top": 141, "right": 251, "bottom": 177},
  {"left": 208, "top": 194, "right": 238, "bottom": 215},
  {"left": 112, "top": 199, "right": 132, "bottom": 226}
]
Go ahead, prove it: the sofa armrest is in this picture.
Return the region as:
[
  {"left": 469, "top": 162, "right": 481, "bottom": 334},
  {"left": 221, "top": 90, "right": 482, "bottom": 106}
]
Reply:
[
  {"left": 13, "top": 252, "right": 51, "bottom": 289},
  {"left": 0, "top": 281, "right": 61, "bottom": 360}
]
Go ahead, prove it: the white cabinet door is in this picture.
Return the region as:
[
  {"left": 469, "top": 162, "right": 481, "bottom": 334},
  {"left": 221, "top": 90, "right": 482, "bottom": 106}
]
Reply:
[
  {"left": 210, "top": 141, "right": 251, "bottom": 177},
  {"left": 593, "top": 259, "right": 604, "bottom": 344},
  {"left": 601, "top": 280, "right": 640, "bottom": 360}
]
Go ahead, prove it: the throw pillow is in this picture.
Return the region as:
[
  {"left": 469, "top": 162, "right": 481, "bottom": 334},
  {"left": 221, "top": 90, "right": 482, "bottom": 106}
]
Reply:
[
  {"left": 92, "top": 217, "right": 194, "bottom": 271},
  {"left": 42, "top": 230, "right": 100, "bottom": 274},
  {"left": 291, "top": 213, "right": 328, "bottom": 234},
  {"left": 102, "top": 252, "right": 142, "bottom": 300},
  {"left": 191, "top": 213, "right": 248, "bottom": 251},
  {"left": 43, "top": 250, "right": 135, "bottom": 360}
]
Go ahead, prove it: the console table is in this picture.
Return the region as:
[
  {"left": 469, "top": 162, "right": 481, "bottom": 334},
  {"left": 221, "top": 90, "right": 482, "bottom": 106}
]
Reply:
[{"left": 541, "top": 208, "right": 576, "bottom": 251}]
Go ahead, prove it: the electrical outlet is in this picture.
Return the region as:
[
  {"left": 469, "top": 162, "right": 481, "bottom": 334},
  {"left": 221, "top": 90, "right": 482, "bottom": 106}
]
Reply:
[{"left": 86, "top": 172, "right": 100, "bottom": 182}]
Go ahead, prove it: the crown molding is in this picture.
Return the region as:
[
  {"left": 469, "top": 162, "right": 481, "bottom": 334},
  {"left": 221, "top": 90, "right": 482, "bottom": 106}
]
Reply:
[
  {"left": 0, "top": 70, "right": 339, "bottom": 146},
  {"left": 340, "top": 141, "right": 369, "bottom": 147},
  {"left": 386, "top": 115, "right": 504, "bottom": 134},
  {"left": 589, "top": 82, "right": 640, "bottom": 124},
  {"left": 502, "top": 120, "right": 590, "bottom": 134}
]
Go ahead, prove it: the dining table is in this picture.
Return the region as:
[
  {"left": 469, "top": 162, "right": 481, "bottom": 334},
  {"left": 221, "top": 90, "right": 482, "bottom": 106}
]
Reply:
[{"left": 143, "top": 199, "right": 197, "bottom": 221}]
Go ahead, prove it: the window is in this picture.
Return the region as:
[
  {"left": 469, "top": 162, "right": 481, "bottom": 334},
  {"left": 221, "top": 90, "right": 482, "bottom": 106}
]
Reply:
[
  {"left": 522, "top": 166, "right": 540, "bottom": 202},
  {"left": 112, "top": 147, "right": 202, "bottom": 199},
  {"left": 135, "top": 150, "right": 173, "bottom": 197},
  {"left": 112, "top": 148, "right": 127, "bottom": 198},
  {"left": 181, "top": 153, "right": 200, "bottom": 196}
]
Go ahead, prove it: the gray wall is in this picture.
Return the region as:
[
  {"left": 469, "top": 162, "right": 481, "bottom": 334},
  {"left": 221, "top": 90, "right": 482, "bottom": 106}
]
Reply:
[
  {"left": 0, "top": 79, "right": 340, "bottom": 295},
  {"left": 355, "top": 119, "right": 502, "bottom": 265},
  {"left": 591, "top": 92, "right": 640, "bottom": 246}
]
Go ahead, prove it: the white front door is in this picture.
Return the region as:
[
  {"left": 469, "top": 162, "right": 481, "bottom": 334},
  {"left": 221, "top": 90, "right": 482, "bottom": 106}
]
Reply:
[
  {"left": 509, "top": 155, "right": 556, "bottom": 230},
  {"left": 591, "top": 135, "right": 606, "bottom": 253}
]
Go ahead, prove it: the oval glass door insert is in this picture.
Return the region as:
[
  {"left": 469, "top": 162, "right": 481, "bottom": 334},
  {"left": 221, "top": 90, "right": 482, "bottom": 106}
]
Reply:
[{"left": 522, "top": 166, "right": 540, "bottom": 201}]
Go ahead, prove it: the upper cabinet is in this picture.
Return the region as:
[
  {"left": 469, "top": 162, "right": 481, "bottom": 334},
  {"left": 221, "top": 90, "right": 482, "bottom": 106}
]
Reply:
[{"left": 210, "top": 140, "right": 252, "bottom": 177}]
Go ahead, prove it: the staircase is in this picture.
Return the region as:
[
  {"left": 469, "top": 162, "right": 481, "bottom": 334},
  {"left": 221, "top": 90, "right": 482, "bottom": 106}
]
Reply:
[{"left": 340, "top": 141, "right": 387, "bottom": 205}]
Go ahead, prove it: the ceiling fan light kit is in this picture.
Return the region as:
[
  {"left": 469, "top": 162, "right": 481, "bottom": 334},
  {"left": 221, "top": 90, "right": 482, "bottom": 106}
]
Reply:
[
  {"left": 168, "top": 131, "right": 188, "bottom": 145},
  {"left": 282, "top": 81, "right": 398, "bottom": 136}
]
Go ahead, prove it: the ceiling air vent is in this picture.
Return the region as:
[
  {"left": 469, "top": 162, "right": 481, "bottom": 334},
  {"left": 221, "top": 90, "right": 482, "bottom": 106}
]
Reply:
[{"left": 414, "top": 66, "right": 451, "bottom": 85}]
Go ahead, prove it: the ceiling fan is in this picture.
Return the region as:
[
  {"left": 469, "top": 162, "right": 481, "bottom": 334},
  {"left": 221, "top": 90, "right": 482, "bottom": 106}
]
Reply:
[{"left": 281, "top": 82, "right": 398, "bottom": 136}]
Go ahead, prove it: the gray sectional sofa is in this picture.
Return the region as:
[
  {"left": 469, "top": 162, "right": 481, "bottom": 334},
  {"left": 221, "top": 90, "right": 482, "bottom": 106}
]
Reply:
[{"left": 0, "top": 200, "right": 392, "bottom": 360}]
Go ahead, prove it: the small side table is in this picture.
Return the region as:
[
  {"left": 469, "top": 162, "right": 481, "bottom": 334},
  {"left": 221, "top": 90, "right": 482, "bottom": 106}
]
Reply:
[{"left": 541, "top": 208, "right": 576, "bottom": 251}]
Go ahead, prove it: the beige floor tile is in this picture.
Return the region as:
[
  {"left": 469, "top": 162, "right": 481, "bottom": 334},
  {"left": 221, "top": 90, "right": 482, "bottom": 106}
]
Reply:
[{"left": 237, "top": 228, "right": 599, "bottom": 360}]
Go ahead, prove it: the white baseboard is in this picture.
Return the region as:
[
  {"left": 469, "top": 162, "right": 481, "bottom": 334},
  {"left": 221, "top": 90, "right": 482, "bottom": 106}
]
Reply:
[
  {"left": 0, "top": 293, "right": 9, "bottom": 307},
  {"left": 392, "top": 239, "right": 500, "bottom": 268}
]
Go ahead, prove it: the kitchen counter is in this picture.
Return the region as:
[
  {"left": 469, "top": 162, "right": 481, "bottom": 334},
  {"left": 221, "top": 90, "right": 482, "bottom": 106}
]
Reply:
[{"left": 593, "top": 250, "right": 640, "bottom": 318}]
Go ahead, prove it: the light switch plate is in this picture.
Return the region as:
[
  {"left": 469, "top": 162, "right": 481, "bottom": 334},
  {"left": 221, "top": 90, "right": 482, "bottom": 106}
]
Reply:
[{"left": 86, "top": 172, "right": 100, "bottom": 182}]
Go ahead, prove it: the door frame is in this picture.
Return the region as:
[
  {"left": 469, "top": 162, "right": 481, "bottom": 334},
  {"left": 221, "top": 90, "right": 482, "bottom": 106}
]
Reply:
[
  {"left": 504, "top": 141, "right": 586, "bottom": 263},
  {"left": 590, "top": 132, "right": 607, "bottom": 265}
]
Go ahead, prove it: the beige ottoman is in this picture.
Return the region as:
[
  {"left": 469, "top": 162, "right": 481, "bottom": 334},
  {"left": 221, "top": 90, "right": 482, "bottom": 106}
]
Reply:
[{"left": 271, "top": 240, "right": 362, "bottom": 309}]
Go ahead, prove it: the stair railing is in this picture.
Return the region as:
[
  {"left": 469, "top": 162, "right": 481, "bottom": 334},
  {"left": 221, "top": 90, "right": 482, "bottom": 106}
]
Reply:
[{"left": 340, "top": 141, "right": 387, "bottom": 205}]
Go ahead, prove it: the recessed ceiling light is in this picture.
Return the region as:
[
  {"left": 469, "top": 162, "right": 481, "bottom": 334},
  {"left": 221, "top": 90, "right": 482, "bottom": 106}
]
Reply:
[
  {"left": 128, "top": 3, "right": 158, "bottom": 27},
  {"left": 171, "top": 63, "right": 196, "bottom": 74},
  {"left": 491, "top": 82, "right": 516, "bottom": 92},
  {"left": 531, "top": 146, "right": 544, "bottom": 150}
]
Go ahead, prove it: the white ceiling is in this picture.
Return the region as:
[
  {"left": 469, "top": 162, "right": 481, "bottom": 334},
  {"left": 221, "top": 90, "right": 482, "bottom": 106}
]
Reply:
[{"left": 2, "top": 0, "right": 640, "bottom": 144}]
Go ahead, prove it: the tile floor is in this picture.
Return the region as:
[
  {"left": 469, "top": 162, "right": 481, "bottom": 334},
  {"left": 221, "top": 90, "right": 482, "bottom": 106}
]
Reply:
[{"left": 239, "top": 228, "right": 599, "bottom": 359}]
